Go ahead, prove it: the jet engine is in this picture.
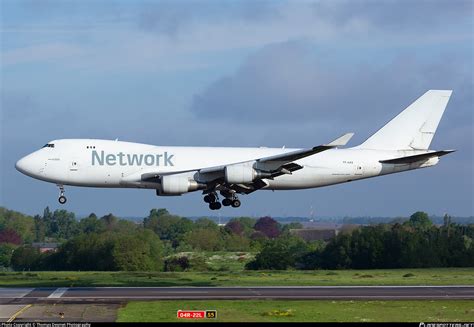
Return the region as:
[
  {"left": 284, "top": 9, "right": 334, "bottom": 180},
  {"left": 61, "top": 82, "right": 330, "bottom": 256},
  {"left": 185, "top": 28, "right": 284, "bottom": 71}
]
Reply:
[
  {"left": 225, "top": 163, "right": 271, "bottom": 184},
  {"left": 158, "top": 175, "right": 205, "bottom": 195}
]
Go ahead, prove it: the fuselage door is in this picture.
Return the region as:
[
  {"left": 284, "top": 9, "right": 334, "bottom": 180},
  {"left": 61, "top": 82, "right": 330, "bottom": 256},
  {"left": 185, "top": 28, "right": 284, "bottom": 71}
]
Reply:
[
  {"left": 354, "top": 162, "right": 364, "bottom": 176},
  {"left": 69, "top": 158, "right": 80, "bottom": 173}
]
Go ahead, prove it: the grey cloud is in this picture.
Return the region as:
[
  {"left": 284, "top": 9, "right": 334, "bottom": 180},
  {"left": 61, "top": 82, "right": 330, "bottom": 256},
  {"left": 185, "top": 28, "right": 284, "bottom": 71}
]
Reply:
[
  {"left": 138, "top": 0, "right": 280, "bottom": 36},
  {"left": 190, "top": 40, "right": 472, "bottom": 164},
  {"left": 312, "top": 0, "right": 472, "bottom": 31},
  {"left": 191, "top": 41, "right": 472, "bottom": 128}
]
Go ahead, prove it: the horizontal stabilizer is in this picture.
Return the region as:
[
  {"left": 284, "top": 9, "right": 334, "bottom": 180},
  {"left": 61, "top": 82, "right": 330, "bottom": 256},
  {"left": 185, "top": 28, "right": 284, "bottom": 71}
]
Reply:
[{"left": 379, "top": 150, "right": 455, "bottom": 164}]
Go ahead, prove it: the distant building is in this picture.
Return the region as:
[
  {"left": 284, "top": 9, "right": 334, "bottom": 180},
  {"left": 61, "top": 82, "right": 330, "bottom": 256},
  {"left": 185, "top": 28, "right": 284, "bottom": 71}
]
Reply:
[
  {"left": 32, "top": 242, "right": 59, "bottom": 253},
  {"left": 290, "top": 229, "right": 338, "bottom": 241}
]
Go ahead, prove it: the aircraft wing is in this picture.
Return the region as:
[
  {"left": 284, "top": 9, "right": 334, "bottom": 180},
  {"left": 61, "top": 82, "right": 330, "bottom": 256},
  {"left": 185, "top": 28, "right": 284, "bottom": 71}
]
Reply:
[
  {"left": 257, "top": 132, "right": 354, "bottom": 164},
  {"left": 196, "top": 132, "right": 354, "bottom": 176},
  {"left": 140, "top": 132, "right": 354, "bottom": 194},
  {"left": 196, "top": 132, "right": 354, "bottom": 193}
]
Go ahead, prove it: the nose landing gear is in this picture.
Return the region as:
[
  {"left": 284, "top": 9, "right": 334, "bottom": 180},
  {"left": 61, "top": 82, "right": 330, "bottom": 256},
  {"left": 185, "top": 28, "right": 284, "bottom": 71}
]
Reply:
[{"left": 57, "top": 185, "right": 67, "bottom": 204}]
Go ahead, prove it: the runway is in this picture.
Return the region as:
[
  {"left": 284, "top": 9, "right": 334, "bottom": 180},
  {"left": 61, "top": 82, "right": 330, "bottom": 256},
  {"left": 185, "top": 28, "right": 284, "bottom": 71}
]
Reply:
[{"left": 1, "top": 286, "right": 473, "bottom": 304}]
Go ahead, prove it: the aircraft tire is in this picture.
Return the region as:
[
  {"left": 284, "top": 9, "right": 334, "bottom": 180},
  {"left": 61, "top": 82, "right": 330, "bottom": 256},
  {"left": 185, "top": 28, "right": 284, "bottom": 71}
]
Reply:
[
  {"left": 231, "top": 199, "right": 241, "bottom": 208},
  {"left": 209, "top": 202, "right": 222, "bottom": 210}
]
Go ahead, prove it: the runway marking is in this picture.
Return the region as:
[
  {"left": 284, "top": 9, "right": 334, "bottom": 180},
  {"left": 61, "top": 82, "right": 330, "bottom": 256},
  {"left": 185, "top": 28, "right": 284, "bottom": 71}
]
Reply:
[
  {"left": 0, "top": 288, "right": 35, "bottom": 298},
  {"left": 6, "top": 304, "right": 32, "bottom": 322},
  {"left": 48, "top": 288, "right": 68, "bottom": 298}
]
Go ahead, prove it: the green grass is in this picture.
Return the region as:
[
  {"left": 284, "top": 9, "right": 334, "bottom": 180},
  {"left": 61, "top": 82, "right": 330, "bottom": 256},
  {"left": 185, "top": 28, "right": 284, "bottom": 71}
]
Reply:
[
  {"left": 117, "top": 300, "right": 474, "bottom": 322},
  {"left": 0, "top": 268, "right": 473, "bottom": 287}
]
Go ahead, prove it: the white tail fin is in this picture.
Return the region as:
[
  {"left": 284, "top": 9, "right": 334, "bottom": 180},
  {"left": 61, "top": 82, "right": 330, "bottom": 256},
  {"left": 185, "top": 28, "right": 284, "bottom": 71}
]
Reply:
[{"left": 359, "top": 90, "right": 452, "bottom": 150}]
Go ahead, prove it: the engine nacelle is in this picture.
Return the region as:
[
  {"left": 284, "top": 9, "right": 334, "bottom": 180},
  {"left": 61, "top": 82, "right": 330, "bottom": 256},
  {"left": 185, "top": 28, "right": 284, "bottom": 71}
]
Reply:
[
  {"left": 225, "top": 163, "right": 266, "bottom": 184},
  {"left": 158, "top": 175, "right": 205, "bottom": 195}
]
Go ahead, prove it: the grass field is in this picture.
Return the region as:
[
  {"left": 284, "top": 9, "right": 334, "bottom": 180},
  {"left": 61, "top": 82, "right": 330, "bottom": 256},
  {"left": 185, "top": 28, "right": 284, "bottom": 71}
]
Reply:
[
  {"left": 0, "top": 268, "right": 473, "bottom": 287},
  {"left": 117, "top": 300, "right": 474, "bottom": 322}
]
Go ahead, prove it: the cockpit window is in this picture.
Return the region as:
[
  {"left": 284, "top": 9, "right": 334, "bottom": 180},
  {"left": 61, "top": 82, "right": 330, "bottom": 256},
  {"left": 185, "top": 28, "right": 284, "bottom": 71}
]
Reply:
[{"left": 42, "top": 143, "right": 55, "bottom": 148}]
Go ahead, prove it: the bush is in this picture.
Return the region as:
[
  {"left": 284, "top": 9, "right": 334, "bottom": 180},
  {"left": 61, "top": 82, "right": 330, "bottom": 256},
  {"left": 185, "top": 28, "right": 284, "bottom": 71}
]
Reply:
[
  {"left": 11, "top": 246, "right": 41, "bottom": 270},
  {"left": 188, "top": 255, "right": 209, "bottom": 271},
  {"left": 246, "top": 236, "right": 310, "bottom": 270},
  {"left": 164, "top": 256, "right": 190, "bottom": 272}
]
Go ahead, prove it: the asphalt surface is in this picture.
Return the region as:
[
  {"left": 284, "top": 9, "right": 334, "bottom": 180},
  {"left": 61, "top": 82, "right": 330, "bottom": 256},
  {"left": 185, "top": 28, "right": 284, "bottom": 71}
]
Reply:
[{"left": 1, "top": 286, "right": 473, "bottom": 304}]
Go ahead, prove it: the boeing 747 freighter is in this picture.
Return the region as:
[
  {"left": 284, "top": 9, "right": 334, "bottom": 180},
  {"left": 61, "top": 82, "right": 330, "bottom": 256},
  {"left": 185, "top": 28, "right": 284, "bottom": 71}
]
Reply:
[{"left": 16, "top": 90, "right": 454, "bottom": 210}]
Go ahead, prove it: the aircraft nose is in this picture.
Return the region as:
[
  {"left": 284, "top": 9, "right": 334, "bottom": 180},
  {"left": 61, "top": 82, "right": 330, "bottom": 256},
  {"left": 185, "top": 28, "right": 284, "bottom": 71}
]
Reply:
[
  {"left": 15, "top": 154, "right": 38, "bottom": 177},
  {"left": 15, "top": 157, "right": 29, "bottom": 174}
]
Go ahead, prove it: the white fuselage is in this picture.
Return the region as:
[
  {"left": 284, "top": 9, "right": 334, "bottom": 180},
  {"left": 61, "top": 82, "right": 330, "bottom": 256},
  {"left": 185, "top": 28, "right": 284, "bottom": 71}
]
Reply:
[{"left": 15, "top": 139, "right": 438, "bottom": 191}]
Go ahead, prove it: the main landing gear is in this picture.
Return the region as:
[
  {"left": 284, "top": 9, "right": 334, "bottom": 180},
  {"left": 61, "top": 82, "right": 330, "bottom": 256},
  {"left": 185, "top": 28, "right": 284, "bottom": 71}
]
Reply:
[
  {"left": 203, "top": 192, "right": 241, "bottom": 210},
  {"left": 203, "top": 192, "right": 221, "bottom": 210},
  {"left": 57, "top": 185, "right": 67, "bottom": 204}
]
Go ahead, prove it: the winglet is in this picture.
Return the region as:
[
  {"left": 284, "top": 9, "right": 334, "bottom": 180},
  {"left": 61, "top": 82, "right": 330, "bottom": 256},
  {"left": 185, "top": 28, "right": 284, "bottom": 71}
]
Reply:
[{"left": 326, "top": 133, "right": 354, "bottom": 147}]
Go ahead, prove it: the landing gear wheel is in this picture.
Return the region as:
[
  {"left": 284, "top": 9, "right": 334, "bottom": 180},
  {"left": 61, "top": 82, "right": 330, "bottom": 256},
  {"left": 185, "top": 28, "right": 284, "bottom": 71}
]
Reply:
[
  {"left": 57, "top": 184, "right": 66, "bottom": 204},
  {"left": 222, "top": 198, "right": 232, "bottom": 206},
  {"left": 209, "top": 202, "right": 222, "bottom": 210},
  {"left": 204, "top": 193, "right": 216, "bottom": 203},
  {"left": 231, "top": 199, "right": 241, "bottom": 208}
]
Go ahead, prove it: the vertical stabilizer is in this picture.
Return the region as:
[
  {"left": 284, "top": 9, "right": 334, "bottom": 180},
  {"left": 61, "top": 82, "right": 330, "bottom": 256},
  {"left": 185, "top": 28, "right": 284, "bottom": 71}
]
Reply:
[{"left": 359, "top": 90, "right": 452, "bottom": 150}]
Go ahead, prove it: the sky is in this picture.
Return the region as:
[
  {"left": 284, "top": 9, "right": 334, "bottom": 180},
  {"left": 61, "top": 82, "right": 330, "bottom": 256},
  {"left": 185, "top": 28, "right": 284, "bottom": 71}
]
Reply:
[{"left": 1, "top": 0, "right": 473, "bottom": 218}]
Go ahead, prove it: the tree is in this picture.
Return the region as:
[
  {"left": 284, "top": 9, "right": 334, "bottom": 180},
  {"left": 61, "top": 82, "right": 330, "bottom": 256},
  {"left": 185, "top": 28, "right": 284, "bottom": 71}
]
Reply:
[
  {"left": 0, "top": 243, "right": 16, "bottom": 267},
  {"left": 100, "top": 213, "right": 118, "bottom": 231},
  {"left": 406, "top": 211, "right": 432, "bottom": 230},
  {"left": 246, "top": 236, "right": 310, "bottom": 270},
  {"left": 0, "top": 207, "right": 35, "bottom": 243},
  {"left": 194, "top": 218, "right": 218, "bottom": 230},
  {"left": 11, "top": 246, "right": 41, "bottom": 270},
  {"left": 79, "top": 213, "right": 106, "bottom": 234},
  {"left": 225, "top": 220, "right": 244, "bottom": 235},
  {"left": 53, "top": 209, "right": 79, "bottom": 239},
  {"left": 0, "top": 229, "right": 22, "bottom": 245},
  {"left": 223, "top": 233, "right": 250, "bottom": 251},
  {"left": 33, "top": 214, "right": 46, "bottom": 242},
  {"left": 183, "top": 229, "right": 223, "bottom": 251},
  {"left": 254, "top": 216, "right": 281, "bottom": 238},
  {"left": 111, "top": 229, "right": 164, "bottom": 271},
  {"left": 227, "top": 217, "right": 256, "bottom": 236},
  {"left": 280, "top": 222, "right": 304, "bottom": 235},
  {"left": 42, "top": 206, "right": 54, "bottom": 236},
  {"left": 43, "top": 229, "right": 165, "bottom": 271},
  {"left": 143, "top": 209, "right": 193, "bottom": 245}
]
